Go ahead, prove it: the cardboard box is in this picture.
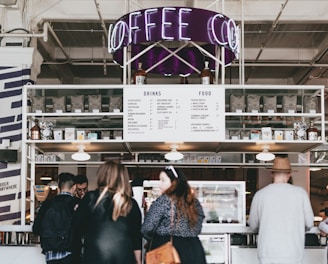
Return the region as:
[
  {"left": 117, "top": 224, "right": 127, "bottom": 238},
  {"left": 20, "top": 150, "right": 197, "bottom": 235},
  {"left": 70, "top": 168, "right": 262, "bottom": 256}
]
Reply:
[
  {"left": 284, "top": 130, "right": 294, "bottom": 140},
  {"left": 250, "top": 130, "right": 261, "bottom": 140},
  {"left": 64, "top": 128, "right": 75, "bottom": 140},
  {"left": 76, "top": 130, "right": 85, "bottom": 140},
  {"left": 53, "top": 130, "right": 63, "bottom": 140},
  {"left": 88, "top": 132, "right": 98, "bottom": 140},
  {"left": 274, "top": 130, "right": 283, "bottom": 140},
  {"left": 261, "top": 127, "right": 272, "bottom": 140}
]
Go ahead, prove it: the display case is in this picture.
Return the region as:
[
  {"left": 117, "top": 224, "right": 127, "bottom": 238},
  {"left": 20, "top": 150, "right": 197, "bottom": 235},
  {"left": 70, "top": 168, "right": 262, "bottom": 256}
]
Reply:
[
  {"left": 191, "top": 181, "right": 246, "bottom": 226},
  {"left": 143, "top": 180, "right": 246, "bottom": 263},
  {"left": 143, "top": 181, "right": 246, "bottom": 228},
  {"left": 199, "top": 234, "right": 229, "bottom": 264}
]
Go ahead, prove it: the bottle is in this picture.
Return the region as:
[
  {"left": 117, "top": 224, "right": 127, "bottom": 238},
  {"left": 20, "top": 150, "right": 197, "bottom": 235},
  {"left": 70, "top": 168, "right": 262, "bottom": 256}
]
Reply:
[
  {"left": 200, "top": 61, "right": 213, "bottom": 84},
  {"left": 306, "top": 120, "right": 319, "bottom": 140},
  {"left": 133, "top": 62, "right": 147, "bottom": 85},
  {"left": 30, "top": 119, "right": 41, "bottom": 140}
]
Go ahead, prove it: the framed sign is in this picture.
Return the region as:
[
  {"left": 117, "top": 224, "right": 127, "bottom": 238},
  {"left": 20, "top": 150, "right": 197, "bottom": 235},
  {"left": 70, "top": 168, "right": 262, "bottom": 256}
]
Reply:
[{"left": 124, "top": 85, "right": 225, "bottom": 142}]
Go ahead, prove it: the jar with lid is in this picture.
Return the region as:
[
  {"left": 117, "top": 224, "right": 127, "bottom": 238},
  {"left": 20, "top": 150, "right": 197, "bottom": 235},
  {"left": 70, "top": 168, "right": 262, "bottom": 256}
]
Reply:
[
  {"left": 306, "top": 120, "right": 319, "bottom": 140},
  {"left": 200, "top": 61, "right": 213, "bottom": 84},
  {"left": 30, "top": 119, "right": 41, "bottom": 140},
  {"left": 133, "top": 62, "right": 147, "bottom": 85}
]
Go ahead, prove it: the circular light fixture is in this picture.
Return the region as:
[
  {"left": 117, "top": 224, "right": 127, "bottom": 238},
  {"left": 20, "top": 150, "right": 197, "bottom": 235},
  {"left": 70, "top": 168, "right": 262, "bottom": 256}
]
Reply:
[
  {"left": 165, "top": 145, "right": 184, "bottom": 161},
  {"left": 71, "top": 145, "right": 91, "bottom": 161},
  {"left": 256, "top": 145, "right": 275, "bottom": 161},
  {"left": 310, "top": 167, "right": 322, "bottom": 172}
]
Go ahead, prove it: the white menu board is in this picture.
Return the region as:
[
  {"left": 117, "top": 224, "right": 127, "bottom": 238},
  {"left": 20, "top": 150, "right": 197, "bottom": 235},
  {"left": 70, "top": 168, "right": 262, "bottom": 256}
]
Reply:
[{"left": 124, "top": 85, "right": 225, "bottom": 142}]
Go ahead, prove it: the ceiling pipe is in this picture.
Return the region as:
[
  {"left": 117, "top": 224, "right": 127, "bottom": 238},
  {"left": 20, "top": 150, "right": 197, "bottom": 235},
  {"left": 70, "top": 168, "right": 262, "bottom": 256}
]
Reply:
[
  {"left": 0, "top": 21, "right": 72, "bottom": 64},
  {"left": 233, "top": 63, "right": 328, "bottom": 67},
  {"left": 297, "top": 44, "right": 328, "bottom": 84},
  {"left": 0, "top": 21, "right": 73, "bottom": 64},
  {"left": 93, "top": 0, "right": 108, "bottom": 39},
  {"left": 0, "top": 21, "right": 48, "bottom": 41},
  {"left": 245, "top": 0, "right": 289, "bottom": 81},
  {"left": 45, "top": 22, "right": 71, "bottom": 63}
]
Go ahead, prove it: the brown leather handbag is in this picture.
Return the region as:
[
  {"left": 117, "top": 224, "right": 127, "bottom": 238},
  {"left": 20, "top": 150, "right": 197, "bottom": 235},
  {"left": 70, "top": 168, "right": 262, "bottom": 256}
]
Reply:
[
  {"left": 145, "top": 240, "right": 181, "bottom": 264},
  {"left": 145, "top": 200, "right": 181, "bottom": 264}
]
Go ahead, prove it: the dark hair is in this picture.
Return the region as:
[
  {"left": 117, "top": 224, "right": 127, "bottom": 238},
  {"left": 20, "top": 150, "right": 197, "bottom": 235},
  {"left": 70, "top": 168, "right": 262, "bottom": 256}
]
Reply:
[
  {"left": 162, "top": 166, "right": 199, "bottom": 227},
  {"left": 164, "top": 166, "right": 189, "bottom": 197},
  {"left": 75, "top": 174, "right": 88, "bottom": 185},
  {"left": 58, "top": 172, "right": 75, "bottom": 190},
  {"left": 324, "top": 208, "right": 328, "bottom": 216}
]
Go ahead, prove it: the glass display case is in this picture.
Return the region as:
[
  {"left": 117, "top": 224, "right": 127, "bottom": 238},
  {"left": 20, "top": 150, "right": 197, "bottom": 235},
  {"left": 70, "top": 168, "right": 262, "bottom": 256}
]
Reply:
[
  {"left": 143, "top": 181, "right": 246, "bottom": 226},
  {"left": 190, "top": 181, "right": 246, "bottom": 226},
  {"left": 199, "top": 234, "right": 229, "bottom": 264}
]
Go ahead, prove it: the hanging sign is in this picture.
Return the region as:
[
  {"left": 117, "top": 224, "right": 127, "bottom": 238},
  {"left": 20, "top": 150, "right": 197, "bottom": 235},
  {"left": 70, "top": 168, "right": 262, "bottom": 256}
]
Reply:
[
  {"left": 123, "top": 85, "right": 225, "bottom": 142},
  {"left": 108, "top": 7, "right": 239, "bottom": 70}
]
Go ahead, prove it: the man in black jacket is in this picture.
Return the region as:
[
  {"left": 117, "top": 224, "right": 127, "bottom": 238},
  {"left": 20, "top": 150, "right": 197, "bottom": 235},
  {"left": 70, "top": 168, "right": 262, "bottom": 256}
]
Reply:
[{"left": 33, "top": 172, "right": 78, "bottom": 264}]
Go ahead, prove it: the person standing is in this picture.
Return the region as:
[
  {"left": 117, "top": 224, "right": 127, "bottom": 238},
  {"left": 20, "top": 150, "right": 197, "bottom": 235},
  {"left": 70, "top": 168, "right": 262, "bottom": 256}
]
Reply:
[
  {"left": 72, "top": 174, "right": 89, "bottom": 264},
  {"left": 74, "top": 174, "right": 88, "bottom": 199},
  {"left": 73, "top": 161, "right": 142, "bottom": 264},
  {"left": 33, "top": 172, "right": 78, "bottom": 264},
  {"left": 319, "top": 208, "right": 328, "bottom": 220},
  {"left": 248, "top": 157, "right": 314, "bottom": 264},
  {"left": 141, "top": 166, "right": 206, "bottom": 264}
]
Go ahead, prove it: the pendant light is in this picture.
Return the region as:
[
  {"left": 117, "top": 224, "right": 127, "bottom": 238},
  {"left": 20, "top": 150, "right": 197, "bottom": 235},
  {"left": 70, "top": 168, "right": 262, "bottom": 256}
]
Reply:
[
  {"left": 165, "top": 144, "right": 184, "bottom": 161},
  {"left": 256, "top": 144, "right": 275, "bottom": 161},
  {"left": 40, "top": 171, "right": 52, "bottom": 181},
  {"left": 71, "top": 145, "right": 91, "bottom": 161}
]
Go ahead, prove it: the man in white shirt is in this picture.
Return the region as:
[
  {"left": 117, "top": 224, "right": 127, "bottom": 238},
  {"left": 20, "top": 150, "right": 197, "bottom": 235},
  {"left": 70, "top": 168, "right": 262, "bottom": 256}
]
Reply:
[{"left": 248, "top": 157, "right": 314, "bottom": 264}]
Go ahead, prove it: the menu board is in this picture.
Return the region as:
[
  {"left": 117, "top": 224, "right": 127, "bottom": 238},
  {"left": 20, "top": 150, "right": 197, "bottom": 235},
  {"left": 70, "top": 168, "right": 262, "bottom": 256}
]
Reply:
[{"left": 124, "top": 85, "right": 225, "bottom": 142}]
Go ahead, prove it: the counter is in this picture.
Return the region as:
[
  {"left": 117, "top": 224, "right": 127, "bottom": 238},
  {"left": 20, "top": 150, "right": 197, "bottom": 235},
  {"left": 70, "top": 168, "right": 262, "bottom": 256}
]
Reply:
[
  {"left": 231, "top": 246, "right": 326, "bottom": 264},
  {"left": 199, "top": 226, "right": 326, "bottom": 264},
  {"left": 0, "top": 245, "right": 44, "bottom": 264}
]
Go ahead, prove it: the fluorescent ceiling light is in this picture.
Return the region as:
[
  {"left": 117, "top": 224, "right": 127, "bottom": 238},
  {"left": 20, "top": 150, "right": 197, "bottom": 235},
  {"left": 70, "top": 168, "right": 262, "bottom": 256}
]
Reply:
[
  {"left": 165, "top": 144, "right": 184, "bottom": 161},
  {"left": 71, "top": 145, "right": 91, "bottom": 161},
  {"left": 256, "top": 145, "right": 275, "bottom": 161}
]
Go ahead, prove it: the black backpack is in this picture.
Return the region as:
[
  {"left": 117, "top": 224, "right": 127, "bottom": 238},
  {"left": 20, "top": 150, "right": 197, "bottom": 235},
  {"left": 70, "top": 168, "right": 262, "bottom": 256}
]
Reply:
[{"left": 34, "top": 195, "right": 76, "bottom": 252}]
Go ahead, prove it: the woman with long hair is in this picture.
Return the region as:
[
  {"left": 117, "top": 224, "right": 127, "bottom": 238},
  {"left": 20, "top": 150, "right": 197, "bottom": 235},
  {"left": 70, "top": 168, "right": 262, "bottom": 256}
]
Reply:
[
  {"left": 74, "top": 161, "right": 142, "bottom": 264},
  {"left": 141, "top": 166, "right": 206, "bottom": 264}
]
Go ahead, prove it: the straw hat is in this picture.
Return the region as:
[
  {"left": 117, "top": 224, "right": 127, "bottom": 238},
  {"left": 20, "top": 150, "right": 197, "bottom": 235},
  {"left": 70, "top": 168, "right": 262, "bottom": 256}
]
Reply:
[{"left": 270, "top": 157, "right": 292, "bottom": 173}]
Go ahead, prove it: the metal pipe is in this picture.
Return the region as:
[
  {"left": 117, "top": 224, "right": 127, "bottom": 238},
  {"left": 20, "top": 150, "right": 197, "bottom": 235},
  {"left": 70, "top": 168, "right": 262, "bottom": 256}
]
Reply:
[
  {"left": 93, "top": 0, "right": 108, "bottom": 39},
  {"left": 0, "top": 22, "right": 48, "bottom": 42},
  {"left": 246, "top": 0, "right": 289, "bottom": 81},
  {"left": 0, "top": 21, "right": 72, "bottom": 64}
]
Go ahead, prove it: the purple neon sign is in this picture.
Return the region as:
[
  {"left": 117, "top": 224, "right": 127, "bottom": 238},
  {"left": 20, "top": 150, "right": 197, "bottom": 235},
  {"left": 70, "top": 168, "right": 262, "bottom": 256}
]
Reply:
[{"left": 108, "top": 7, "right": 239, "bottom": 74}]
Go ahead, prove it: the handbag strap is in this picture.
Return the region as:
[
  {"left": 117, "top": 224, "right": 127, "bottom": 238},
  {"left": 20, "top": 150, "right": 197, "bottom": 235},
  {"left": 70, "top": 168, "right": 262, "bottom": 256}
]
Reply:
[
  {"left": 148, "top": 199, "right": 175, "bottom": 249},
  {"left": 170, "top": 200, "right": 175, "bottom": 242}
]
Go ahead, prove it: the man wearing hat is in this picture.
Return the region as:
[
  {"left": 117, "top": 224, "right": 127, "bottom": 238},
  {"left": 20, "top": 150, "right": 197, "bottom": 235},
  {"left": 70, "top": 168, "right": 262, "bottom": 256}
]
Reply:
[{"left": 248, "top": 156, "right": 314, "bottom": 264}]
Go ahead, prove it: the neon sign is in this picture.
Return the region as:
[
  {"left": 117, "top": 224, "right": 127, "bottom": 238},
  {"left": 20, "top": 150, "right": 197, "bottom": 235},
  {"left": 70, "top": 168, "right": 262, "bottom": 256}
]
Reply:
[
  {"left": 108, "top": 7, "right": 239, "bottom": 74},
  {"left": 108, "top": 7, "right": 238, "bottom": 54}
]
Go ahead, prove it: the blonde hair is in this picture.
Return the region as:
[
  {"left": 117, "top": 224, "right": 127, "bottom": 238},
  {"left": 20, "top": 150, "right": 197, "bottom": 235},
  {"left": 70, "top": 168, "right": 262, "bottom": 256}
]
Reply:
[{"left": 95, "top": 161, "right": 132, "bottom": 220}]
